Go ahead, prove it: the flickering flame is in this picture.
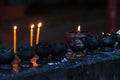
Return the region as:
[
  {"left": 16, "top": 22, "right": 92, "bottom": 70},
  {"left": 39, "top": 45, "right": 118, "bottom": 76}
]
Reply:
[
  {"left": 107, "top": 33, "right": 111, "bottom": 36},
  {"left": 38, "top": 22, "right": 42, "bottom": 28},
  {"left": 77, "top": 25, "right": 80, "bottom": 32},
  {"left": 102, "top": 32, "right": 104, "bottom": 35},
  {"left": 14, "top": 26, "right": 17, "bottom": 30},
  {"left": 31, "top": 24, "right": 34, "bottom": 28}
]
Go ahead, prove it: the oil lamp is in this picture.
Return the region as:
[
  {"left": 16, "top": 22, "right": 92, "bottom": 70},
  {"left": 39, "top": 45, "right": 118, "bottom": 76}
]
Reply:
[
  {"left": 65, "top": 25, "right": 90, "bottom": 42},
  {"left": 85, "top": 35, "right": 100, "bottom": 55},
  {"left": 99, "top": 33, "right": 115, "bottom": 52},
  {"left": 51, "top": 43, "right": 68, "bottom": 61},
  {"left": 65, "top": 25, "right": 91, "bottom": 58},
  {"left": 0, "top": 48, "right": 14, "bottom": 70},
  {"left": 35, "top": 42, "right": 52, "bottom": 64},
  {"left": 17, "top": 46, "right": 34, "bottom": 68}
]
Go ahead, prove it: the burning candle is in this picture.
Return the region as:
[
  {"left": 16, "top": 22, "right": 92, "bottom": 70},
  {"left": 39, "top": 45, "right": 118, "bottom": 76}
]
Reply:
[
  {"left": 30, "top": 24, "right": 34, "bottom": 47},
  {"left": 13, "top": 26, "right": 17, "bottom": 54},
  {"left": 36, "top": 22, "right": 42, "bottom": 45}
]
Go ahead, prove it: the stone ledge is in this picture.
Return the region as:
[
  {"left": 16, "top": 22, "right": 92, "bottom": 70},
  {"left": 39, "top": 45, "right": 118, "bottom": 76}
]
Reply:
[{"left": 0, "top": 49, "right": 120, "bottom": 80}]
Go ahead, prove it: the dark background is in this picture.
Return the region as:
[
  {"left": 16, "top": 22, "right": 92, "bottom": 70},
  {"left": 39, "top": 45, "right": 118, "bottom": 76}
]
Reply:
[{"left": 0, "top": 0, "right": 119, "bottom": 48}]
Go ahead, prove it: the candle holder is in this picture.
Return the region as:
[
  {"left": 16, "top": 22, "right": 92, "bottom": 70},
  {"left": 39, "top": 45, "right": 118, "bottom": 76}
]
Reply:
[
  {"left": 85, "top": 35, "right": 100, "bottom": 55},
  {"left": 17, "top": 46, "right": 34, "bottom": 68},
  {"left": 51, "top": 43, "right": 68, "bottom": 62},
  {"left": 0, "top": 48, "right": 14, "bottom": 70},
  {"left": 99, "top": 33, "right": 115, "bottom": 52},
  {"left": 65, "top": 31, "right": 91, "bottom": 58},
  {"left": 35, "top": 42, "right": 51, "bottom": 64}
]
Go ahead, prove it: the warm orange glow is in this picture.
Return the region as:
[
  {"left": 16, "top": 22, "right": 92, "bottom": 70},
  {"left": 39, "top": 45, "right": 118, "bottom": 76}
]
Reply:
[
  {"left": 30, "top": 24, "right": 34, "bottom": 47},
  {"left": 14, "top": 26, "right": 17, "bottom": 30},
  {"left": 31, "top": 55, "right": 39, "bottom": 67},
  {"left": 77, "top": 25, "right": 80, "bottom": 32},
  {"left": 38, "top": 22, "right": 42, "bottom": 28},
  {"left": 32, "top": 62, "right": 39, "bottom": 67},
  {"left": 13, "top": 26, "right": 17, "bottom": 54},
  {"left": 31, "top": 24, "right": 34, "bottom": 29},
  {"left": 13, "top": 64, "right": 20, "bottom": 73},
  {"left": 36, "top": 22, "right": 42, "bottom": 45}
]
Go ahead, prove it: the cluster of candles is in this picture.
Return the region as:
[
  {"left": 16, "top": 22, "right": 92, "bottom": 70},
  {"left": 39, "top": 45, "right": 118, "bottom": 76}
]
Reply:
[{"left": 13, "top": 22, "right": 42, "bottom": 54}]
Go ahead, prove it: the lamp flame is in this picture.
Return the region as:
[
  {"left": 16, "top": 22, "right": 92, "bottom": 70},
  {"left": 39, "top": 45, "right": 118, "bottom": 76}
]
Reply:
[
  {"left": 77, "top": 25, "right": 80, "bottom": 32},
  {"left": 38, "top": 22, "right": 42, "bottom": 28},
  {"left": 107, "top": 33, "right": 111, "bottom": 36},
  {"left": 31, "top": 24, "right": 34, "bottom": 28},
  {"left": 14, "top": 26, "right": 17, "bottom": 30},
  {"left": 102, "top": 32, "right": 104, "bottom": 35}
]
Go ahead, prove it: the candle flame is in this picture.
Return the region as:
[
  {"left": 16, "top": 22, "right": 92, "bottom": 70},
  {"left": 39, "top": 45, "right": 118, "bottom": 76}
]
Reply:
[
  {"left": 38, "top": 22, "right": 42, "bottom": 28},
  {"left": 31, "top": 24, "right": 34, "bottom": 28},
  {"left": 107, "top": 33, "right": 111, "bottom": 36},
  {"left": 102, "top": 32, "right": 104, "bottom": 35},
  {"left": 77, "top": 25, "right": 80, "bottom": 32},
  {"left": 14, "top": 26, "right": 17, "bottom": 30}
]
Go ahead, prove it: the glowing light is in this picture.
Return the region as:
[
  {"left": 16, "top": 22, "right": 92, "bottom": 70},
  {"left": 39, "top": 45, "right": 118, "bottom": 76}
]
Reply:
[
  {"left": 107, "top": 33, "right": 111, "bottom": 36},
  {"left": 102, "top": 32, "right": 105, "bottom": 35},
  {"left": 36, "top": 22, "right": 42, "bottom": 45},
  {"left": 30, "top": 24, "right": 34, "bottom": 47},
  {"left": 13, "top": 26, "right": 17, "bottom": 54},
  {"left": 77, "top": 25, "right": 80, "bottom": 32}
]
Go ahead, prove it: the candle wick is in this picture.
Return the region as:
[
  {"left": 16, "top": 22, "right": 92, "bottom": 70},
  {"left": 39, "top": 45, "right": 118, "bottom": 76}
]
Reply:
[{"left": 77, "top": 31, "right": 80, "bottom": 34}]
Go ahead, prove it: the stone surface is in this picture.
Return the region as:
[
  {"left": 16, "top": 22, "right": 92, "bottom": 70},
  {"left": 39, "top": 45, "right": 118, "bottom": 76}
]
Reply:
[{"left": 0, "top": 49, "right": 120, "bottom": 80}]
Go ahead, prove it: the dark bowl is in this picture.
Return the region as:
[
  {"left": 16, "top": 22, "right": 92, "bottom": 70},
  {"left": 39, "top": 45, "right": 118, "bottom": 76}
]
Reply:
[
  {"left": 69, "top": 39, "right": 85, "bottom": 52},
  {"left": 0, "top": 48, "right": 14, "bottom": 64},
  {"left": 17, "top": 46, "right": 34, "bottom": 60},
  {"left": 35, "top": 42, "right": 52, "bottom": 58},
  {"left": 51, "top": 43, "right": 68, "bottom": 56},
  {"left": 98, "top": 34, "right": 115, "bottom": 52},
  {"left": 85, "top": 36, "right": 99, "bottom": 49},
  {"left": 51, "top": 42, "right": 68, "bottom": 61},
  {"left": 99, "top": 34, "right": 115, "bottom": 47}
]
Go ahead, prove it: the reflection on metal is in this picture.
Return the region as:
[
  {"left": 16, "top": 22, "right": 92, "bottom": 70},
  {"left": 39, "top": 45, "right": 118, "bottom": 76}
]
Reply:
[
  {"left": 12, "top": 56, "right": 21, "bottom": 72},
  {"left": 31, "top": 55, "right": 39, "bottom": 68},
  {"left": 12, "top": 55, "right": 39, "bottom": 72},
  {"left": 13, "top": 63, "right": 20, "bottom": 73}
]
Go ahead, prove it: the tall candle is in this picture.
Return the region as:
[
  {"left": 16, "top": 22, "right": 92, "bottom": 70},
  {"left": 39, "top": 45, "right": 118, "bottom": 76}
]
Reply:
[
  {"left": 36, "top": 22, "right": 42, "bottom": 45},
  {"left": 30, "top": 24, "right": 34, "bottom": 47},
  {"left": 13, "top": 26, "right": 17, "bottom": 54}
]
